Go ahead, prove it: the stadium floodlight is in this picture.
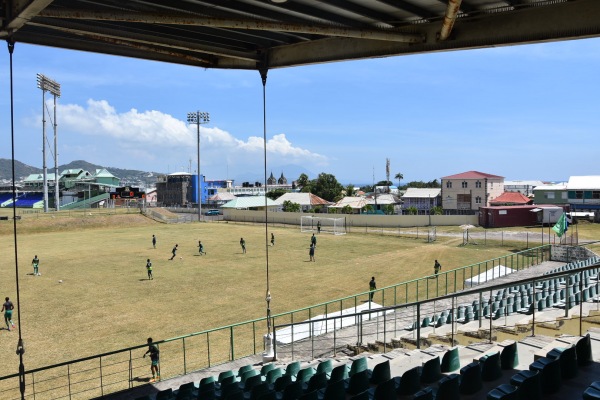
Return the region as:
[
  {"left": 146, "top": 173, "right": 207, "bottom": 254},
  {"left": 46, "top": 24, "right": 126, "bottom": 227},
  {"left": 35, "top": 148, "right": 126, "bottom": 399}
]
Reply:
[
  {"left": 187, "top": 111, "right": 210, "bottom": 221},
  {"left": 37, "top": 73, "right": 61, "bottom": 213}
]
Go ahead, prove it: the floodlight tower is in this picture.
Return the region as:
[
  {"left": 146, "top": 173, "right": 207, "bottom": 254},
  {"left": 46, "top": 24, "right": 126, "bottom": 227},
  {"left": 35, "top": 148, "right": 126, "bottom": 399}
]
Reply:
[
  {"left": 36, "top": 74, "right": 61, "bottom": 212},
  {"left": 187, "top": 111, "right": 210, "bottom": 221}
]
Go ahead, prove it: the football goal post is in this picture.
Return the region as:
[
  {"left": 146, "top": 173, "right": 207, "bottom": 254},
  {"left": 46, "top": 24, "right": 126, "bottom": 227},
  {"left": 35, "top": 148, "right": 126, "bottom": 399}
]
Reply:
[{"left": 300, "top": 216, "right": 346, "bottom": 235}]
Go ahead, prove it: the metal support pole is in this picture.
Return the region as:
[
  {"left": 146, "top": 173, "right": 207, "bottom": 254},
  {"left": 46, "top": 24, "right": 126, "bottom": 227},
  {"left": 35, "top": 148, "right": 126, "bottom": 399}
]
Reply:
[{"left": 53, "top": 93, "right": 59, "bottom": 211}]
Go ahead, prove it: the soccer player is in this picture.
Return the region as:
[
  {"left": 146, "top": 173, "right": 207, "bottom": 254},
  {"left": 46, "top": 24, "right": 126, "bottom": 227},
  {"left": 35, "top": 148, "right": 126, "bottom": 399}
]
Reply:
[
  {"left": 143, "top": 337, "right": 160, "bottom": 382},
  {"left": 1, "top": 297, "right": 15, "bottom": 331},
  {"left": 317, "top": 221, "right": 321, "bottom": 234},
  {"left": 311, "top": 233, "right": 317, "bottom": 248},
  {"left": 369, "top": 277, "right": 376, "bottom": 302},
  {"left": 309, "top": 243, "right": 315, "bottom": 262},
  {"left": 152, "top": 235, "right": 156, "bottom": 249},
  {"left": 271, "top": 233, "right": 275, "bottom": 246},
  {"left": 240, "top": 238, "right": 246, "bottom": 254},
  {"left": 169, "top": 244, "right": 178, "bottom": 260},
  {"left": 146, "top": 259, "right": 153, "bottom": 280},
  {"left": 434, "top": 260, "right": 442, "bottom": 277},
  {"left": 198, "top": 241, "right": 206, "bottom": 255},
  {"left": 31, "top": 255, "right": 40, "bottom": 276}
]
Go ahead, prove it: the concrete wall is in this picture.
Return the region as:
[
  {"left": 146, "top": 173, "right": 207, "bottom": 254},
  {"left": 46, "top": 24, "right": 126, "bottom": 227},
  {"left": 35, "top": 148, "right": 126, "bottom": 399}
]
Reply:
[
  {"left": 551, "top": 245, "right": 596, "bottom": 262},
  {"left": 223, "top": 209, "right": 478, "bottom": 228}
]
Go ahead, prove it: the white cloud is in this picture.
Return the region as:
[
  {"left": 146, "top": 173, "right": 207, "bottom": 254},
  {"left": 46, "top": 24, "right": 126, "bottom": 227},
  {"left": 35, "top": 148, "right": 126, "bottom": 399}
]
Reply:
[{"left": 54, "top": 99, "right": 327, "bottom": 172}]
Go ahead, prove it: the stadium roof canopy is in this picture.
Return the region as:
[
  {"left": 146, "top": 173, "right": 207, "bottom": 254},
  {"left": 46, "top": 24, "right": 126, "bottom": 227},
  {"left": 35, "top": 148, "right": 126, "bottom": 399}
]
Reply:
[{"left": 1, "top": 0, "right": 599, "bottom": 71}]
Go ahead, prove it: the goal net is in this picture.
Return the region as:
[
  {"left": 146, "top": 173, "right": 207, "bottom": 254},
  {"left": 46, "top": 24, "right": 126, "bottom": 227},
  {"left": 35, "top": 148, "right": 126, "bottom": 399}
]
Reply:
[{"left": 300, "top": 216, "right": 346, "bottom": 235}]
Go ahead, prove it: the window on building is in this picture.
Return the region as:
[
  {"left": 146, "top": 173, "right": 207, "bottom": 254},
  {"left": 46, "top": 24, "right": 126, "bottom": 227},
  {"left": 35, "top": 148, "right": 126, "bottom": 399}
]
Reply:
[
  {"left": 562, "top": 192, "right": 568, "bottom": 199},
  {"left": 475, "top": 196, "right": 481, "bottom": 204},
  {"left": 446, "top": 181, "right": 452, "bottom": 189},
  {"left": 462, "top": 181, "right": 468, "bottom": 188},
  {"left": 546, "top": 192, "right": 555, "bottom": 199},
  {"left": 576, "top": 191, "right": 583, "bottom": 199},
  {"left": 475, "top": 181, "right": 481, "bottom": 188},
  {"left": 593, "top": 191, "right": 600, "bottom": 199}
]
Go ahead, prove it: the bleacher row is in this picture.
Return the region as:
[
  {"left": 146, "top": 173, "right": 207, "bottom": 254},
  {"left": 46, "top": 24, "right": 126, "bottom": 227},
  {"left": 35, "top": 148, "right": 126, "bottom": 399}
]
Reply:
[
  {"left": 403, "top": 257, "right": 600, "bottom": 331},
  {"left": 134, "top": 333, "right": 596, "bottom": 400},
  {"left": 0, "top": 192, "right": 44, "bottom": 207}
]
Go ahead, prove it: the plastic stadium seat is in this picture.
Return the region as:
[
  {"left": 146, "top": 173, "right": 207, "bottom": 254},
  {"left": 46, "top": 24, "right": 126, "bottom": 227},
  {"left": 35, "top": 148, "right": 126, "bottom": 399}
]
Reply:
[
  {"left": 583, "top": 385, "right": 600, "bottom": 400},
  {"left": 320, "top": 379, "right": 345, "bottom": 400},
  {"left": 200, "top": 376, "right": 216, "bottom": 387},
  {"left": 459, "top": 361, "right": 482, "bottom": 395},
  {"left": 372, "top": 378, "right": 396, "bottom": 400},
  {"left": 413, "top": 387, "right": 434, "bottom": 400},
  {"left": 349, "top": 357, "right": 368, "bottom": 377},
  {"left": 248, "top": 383, "right": 273, "bottom": 400},
  {"left": 346, "top": 369, "right": 370, "bottom": 396},
  {"left": 176, "top": 382, "right": 196, "bottom": 400},
  {"left": 394, "top": 365, "right": 421, "bottom": 396},
  {"left": 436, "top": 373, "right": 460, "bottom": 400},
  {"left": 285, "top": 362, "right": 301, "bottom": 379},
  {"left": 441, "top": 347, "right": 460, "bottom": 373},
  {"left": 265, "top": 368, "right": 283, "bottom": 385},
  {"left": 219, "top": 370, "right": 235, "bottom": 383},
  {"left": 273, "top": 375, "right": 292, "bottom": 393},
  {"left": 276, "top": 381, "right": 302, "bottom": 400},
  {"left": 156, "top": 388, "right": 173, "bottom": 400},
  {"left": 577, "top": 334, "right": 594, "bottom": 366},
  {"left": 368, "top": 360, "right": 391, "bottom": 385},
  {"left": 500, "top": 341, "right": 519, "bottom": 370},
  {"left": 486, "top": 384, "right": 518, "bottom": 400},
  {"left": 348, "top": 390, "right": 369, "bottom": 400},
  {"left": 295, "top": 368, "right": 315, "bottom": 384},
  {"left": 261, "top": 363, "right": 276, "bottom": 377},
  {"left": 298, "top": 390, "right": 318, "bottom": 400},
  {"left": 316, "top": 360, "right": 333, "bottom": 377},
  {"left": 529, "top": 357, "right": 561, "bottom": 394},
  {"left": 480, "top": 352, "right": 502, "bottom": 382},
  {"left": 547, "top": 345, "right": 578, "bottom": 379},
  {"left": 242, "top": 375, "right": 263, "bottom": 392},
  {"left": 329, "top": 364, "right": 348, "bottom": 383},
  {"left": 257, "top": 391, "right": 277, "bottom": 400},
  {"left": 420, "top": 356, "right": 442, "bottom": 384},
  {"left": 303, "top": 372, "right": 328, "bottom": 394},
  {"left": 238, "top": 365, "right": 254, "bottom": 378}
]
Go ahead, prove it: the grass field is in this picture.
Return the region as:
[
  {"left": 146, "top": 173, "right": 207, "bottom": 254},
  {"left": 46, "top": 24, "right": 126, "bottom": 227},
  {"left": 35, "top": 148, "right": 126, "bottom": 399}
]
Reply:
[{"left": 0, "top": 210, "right": 596, "bottom": 374}]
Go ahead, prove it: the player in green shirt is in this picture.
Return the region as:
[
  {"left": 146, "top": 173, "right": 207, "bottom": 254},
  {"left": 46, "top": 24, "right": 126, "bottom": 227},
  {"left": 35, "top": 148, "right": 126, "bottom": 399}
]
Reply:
[
  {"left": 32, "top": 255, "right": 40, "bottom": 276},
  {"left": 146, "top": 259, "right": 153, "bottom": 280},
  {"left": 143, "top": 337, "right": 160, "bottom": 382},
  {"left": 240, "top": 238, "right": 246, "bottom": 254}
]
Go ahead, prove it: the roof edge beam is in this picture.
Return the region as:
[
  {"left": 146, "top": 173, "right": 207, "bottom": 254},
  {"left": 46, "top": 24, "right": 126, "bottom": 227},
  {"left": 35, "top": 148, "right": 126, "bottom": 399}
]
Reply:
[
  {"left": 37, "top": 10, "right": 425, "bottom": 43},
  {"left": 4, "top": 0, "right": 54, "bottom": 32}
]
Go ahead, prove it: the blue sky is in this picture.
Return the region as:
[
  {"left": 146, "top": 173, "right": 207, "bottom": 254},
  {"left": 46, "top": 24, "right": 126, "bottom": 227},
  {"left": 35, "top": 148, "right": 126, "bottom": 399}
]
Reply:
[{"left": 0, "top": 37, "right": 599, "bottom": 185}]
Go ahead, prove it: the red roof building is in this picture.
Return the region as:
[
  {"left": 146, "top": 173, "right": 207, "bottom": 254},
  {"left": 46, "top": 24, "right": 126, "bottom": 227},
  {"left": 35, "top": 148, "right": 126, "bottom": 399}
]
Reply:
[
  {"left": 441, "top": 170, "right": 505, "bottom": 211},
  {"left": 489, "top": 192, "right": 532, "bottom": 206}
]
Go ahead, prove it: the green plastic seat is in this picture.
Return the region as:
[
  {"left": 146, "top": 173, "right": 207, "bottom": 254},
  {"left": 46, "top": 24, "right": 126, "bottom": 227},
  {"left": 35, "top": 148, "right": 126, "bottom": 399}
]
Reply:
[
  {"left": 459, "top": 361, "right": 482, "bottom": 395},
  {"left": 257, "top": 391, "right": 277, "bottom": 400},
  {"left": 156, "top": 388, "right": 173, "bottom": 400},
  {"left": 278, "top": 381, "right": 302, "bottom": 400},
  {"left": 238, "top": 365, "right": 254, "bottom": 378},
  {"left": 480, "top": 352, "right": 502, "bottom": 382},
  {"left": 200, "top": 376, "right": 216, "bottom": 387},
  {"left": 320, "top": 379, "right": 345, "bottom": 400},
  {"left": 436, "top": 373, "right": 460, "bottom": 400},
  {"left": 486, "top": 384, "right": 518, "bottom": 400},
  {"left": 349, "top": 357, "right": 368, "bottom": 377},
  {"left": 265, "top": 368, "right": 283, "bottom": 385},
  {"left": 577, "top": 334, "right": 594, "bottom": 366},
  {"left": 441, "top": 347, "right": 460, "bottom": 373},
  {"left": 261, "top": 363, "right": 276, "bottom": 377},
  {"left": 346, "top": 369, "right": 370, "bottom": 396},
  {"left": 368, "top": 360, "right": 391, "bottom": 385},
  {"left": 284, "top": 362, "right": 301, "bottom": 379},
  {"left": 198, "top": 390, "right": 216, "bottom": 400},
  {"left": 295, "top": 367, "right": 315, "bottom": 384},
  {"left": 298, "top": 390, "right": 318, "bottom": 400},
  {"left": 348, "top": 390, "right": 369, "bottom": 400},
  {"left": 243, "top": 374, "right": 264, "bottom": 392},
  {"left": 249, "top": 383, "right": 272, "bottom": 400},
  {"left": 420, "top": 356, "right": 442, "bottom": 384},
  {"left": 529, "top": 357, "right": 561, "bottom": 394},
  {"left": 219, "top": 370, "right": 235, "bottom": 383},
  {"left": 500, "top": 341, "right": 519, "bottom": 370},
  {"left": 316, "top": 360, "right": 333, "bottom": 377},
  {"left": 395, "top": 365, "right": 421, "bottom": 395},
  {"left": 413, "top": 387, "right": 434, "bottom": 400},
  {"left": 372, "top": 378, "right": 396, "bottom": 400},
  {"left": 273, "top": 375, "right": 292, "bottom": 393},
  {"left": 304, "top": 372, "right": 328, "bottom": 393},
  {"left": 329, "top": 364, "right": 348, "bottom": 383}
]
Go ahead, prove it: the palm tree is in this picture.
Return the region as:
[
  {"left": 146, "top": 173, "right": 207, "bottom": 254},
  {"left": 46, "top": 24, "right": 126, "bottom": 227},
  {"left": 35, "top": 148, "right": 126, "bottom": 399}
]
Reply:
[{"left": 394, "top": 172, "right": 404, "bottom": 188}]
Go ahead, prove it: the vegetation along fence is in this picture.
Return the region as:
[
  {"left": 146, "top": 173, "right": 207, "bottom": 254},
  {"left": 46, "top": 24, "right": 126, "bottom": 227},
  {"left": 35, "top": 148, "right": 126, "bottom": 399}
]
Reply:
[{"left": 0, "top": 243, "right": 592, "bottom": 399}]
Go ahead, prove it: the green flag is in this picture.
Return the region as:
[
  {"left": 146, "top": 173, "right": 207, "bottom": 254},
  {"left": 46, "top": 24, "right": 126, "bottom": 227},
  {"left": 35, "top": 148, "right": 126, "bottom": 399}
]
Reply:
[{"left": 552, "top": 213, "right": 568, "bottom": 237}]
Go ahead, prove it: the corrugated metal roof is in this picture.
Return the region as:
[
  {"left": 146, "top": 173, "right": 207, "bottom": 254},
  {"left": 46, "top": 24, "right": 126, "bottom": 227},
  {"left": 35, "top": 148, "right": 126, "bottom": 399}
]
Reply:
[
  {"left": 221, "top": 196, "right": 277, "bottom": 208},
  {"left": 534, "top": 184, "right": 567, "bottom": 191},
  {"left": 1, "top": 1, "right": 597, "bottom": 71},
  {"left": 330, "top": 196, "right": 367, "bottom": 209},
  {"left": 274, "top": 192, "right": 331, "bottom": 206},
  {"left": 402, "top": 188, "right": 441, "bottom": 199},
  {"left": 567, "top": 176, "right": 600, "bottom": 190}
]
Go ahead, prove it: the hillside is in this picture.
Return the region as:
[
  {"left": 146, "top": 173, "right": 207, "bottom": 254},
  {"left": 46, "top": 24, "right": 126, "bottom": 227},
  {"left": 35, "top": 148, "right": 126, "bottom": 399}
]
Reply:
[{"left": 0, "top": 158, "right": 162, "bottom": 187}]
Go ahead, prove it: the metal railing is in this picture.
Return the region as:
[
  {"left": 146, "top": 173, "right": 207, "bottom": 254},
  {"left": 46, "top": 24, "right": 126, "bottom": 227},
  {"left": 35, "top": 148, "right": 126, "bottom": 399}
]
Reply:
[{"left": 0, "top": 243, "right": 587, "bottom": 399}]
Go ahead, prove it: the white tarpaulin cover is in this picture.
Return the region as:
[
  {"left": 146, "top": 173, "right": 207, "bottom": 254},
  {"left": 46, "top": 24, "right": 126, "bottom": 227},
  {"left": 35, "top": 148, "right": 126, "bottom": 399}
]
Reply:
[
  {"left": 464, "top": 265, "right": 515, "bottom": 287},
  {"left": 274, "top": 302, "right": 393, "bottom": 345}
]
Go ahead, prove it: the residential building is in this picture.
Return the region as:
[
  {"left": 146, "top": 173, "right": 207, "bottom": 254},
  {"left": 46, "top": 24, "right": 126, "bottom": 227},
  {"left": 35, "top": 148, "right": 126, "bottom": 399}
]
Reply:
[
  {"left": 401, "top": 188, "right": 441, "bottom": 214},
  {"left": 533, "top": 184, "right": 568, "bottom": 206},
  {"left": 221, "top": 195, "right": 278, "bottom": 212},
  {"left": 567, "top": 176, "right": 600, "bottom": 217},
  {"left": 503, "top": 180, "right": 544, "bottom": 196},
  {"left": 274, "top": 192, "right": 331, "bottom": 212},
  {"left": 441, "top": 171, "right": 504, "bottom": 212},
  {"left": 489, "top": 192, "right": 532, "bottom": 206}
]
